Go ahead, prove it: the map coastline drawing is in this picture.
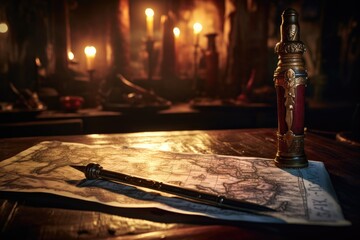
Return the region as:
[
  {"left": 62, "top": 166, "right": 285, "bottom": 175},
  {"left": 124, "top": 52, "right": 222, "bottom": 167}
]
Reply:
[{"left": 0, "top": 141, "right": 350, "bottom": 226}]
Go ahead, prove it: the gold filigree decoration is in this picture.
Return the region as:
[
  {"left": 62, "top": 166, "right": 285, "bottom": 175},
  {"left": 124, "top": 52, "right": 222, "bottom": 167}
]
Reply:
[
  {"left": 284, "top": 69, "right": 296, "bottom": 134},
  {"left": 277, "top": 132, "right": 305, "bottom": 156},
  {"left": 275, "top": 42, "right": 306, "bottom": 54},
  {"left": 284, "top": 130, "right": 295, "bottom": 148},
  {"left": 274, "top": 68, "right": 307, "bottom": 146}
]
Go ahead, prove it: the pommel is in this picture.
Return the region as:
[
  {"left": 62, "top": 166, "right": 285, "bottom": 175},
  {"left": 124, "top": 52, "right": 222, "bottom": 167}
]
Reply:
[
  {"left": 275, "top": 8, "right": 305, "bottom": 55},
  {"left": 85, "top": 163, "right": 102, "bottom": 179},
  {"left": 280, "top": 8, "right": 300, "bottom": 42}
]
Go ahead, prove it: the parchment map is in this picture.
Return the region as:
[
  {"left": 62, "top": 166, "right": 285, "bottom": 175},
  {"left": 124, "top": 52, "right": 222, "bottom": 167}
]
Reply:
[{"left": 0, "top": 141, "right": 350, "bottom": 226}]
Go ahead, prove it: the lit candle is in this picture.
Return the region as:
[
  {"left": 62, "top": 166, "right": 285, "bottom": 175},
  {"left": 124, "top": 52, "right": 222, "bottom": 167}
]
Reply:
[
  {"left": 173, "top": 27, "right": 180, "bottom": 74},
  {"left": 0, "top": 22, "right": 8, "bottom": 33},
  {"left": 84, "top": 46, "right": 96, "bottom": 71},
  {"left": 173, "top": 27, "right": 180, "bottom": 52},
  {"left": 173, "top": 27, "right": 180, "bottom": 39},
  {"left": 193, "top": 22, "right": 203, "bottom": 46},
  {"left": 145, "top": 8, "right": 154, "bottom": 40},
  {"left": 68, "top": 51, "right": 75, "bottom": 61}
]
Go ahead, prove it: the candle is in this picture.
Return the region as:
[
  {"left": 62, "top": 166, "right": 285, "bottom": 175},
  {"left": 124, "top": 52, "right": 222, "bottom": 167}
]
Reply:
[
  {"left": 173, "top": 27, "right": 180, "bottom": 55},
  {"left": 0, "top": 22, "right": 8, "bottom": 33},
  {"left": 193, "top": 22, "right": 203, "bottom": 46},
  {"left": 84, "top": 46, "right": 96, "bottom": 71},
  {"left": 68, "top": 51, "right": 74, "bottom": 61},
  {"left": 145, "top": 8, "right": 154, "bottom": 39},
  {"left": 173, "top": 27, "right": 180, "bottom": 39},
  {"left": 173, "top": 27, "right": 180, "bottom": 74}
]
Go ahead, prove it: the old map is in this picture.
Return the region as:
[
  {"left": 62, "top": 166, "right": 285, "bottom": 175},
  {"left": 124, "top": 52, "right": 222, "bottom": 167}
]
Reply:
[{"left": 0, "top": 141, "right": 350, "bottom": 226}]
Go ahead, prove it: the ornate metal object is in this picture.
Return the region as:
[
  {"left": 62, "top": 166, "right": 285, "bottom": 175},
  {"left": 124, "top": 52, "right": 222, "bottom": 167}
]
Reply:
[
  {"left": 71, "top": 163, "right": 275, "bottom": 213},
  {"left": 273, "top": 8, "right": 308, "bottom": 168}
]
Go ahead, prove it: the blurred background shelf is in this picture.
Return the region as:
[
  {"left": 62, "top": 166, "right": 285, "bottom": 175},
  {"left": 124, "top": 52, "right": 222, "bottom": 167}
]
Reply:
[{"left": 1, "top": 101, "right": 357, "bottom": 138}]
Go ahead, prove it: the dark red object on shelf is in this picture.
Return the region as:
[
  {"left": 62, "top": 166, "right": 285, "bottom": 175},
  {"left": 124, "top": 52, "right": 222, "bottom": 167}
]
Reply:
[{"left": 60, "top": 96, "right": 84, "bottom": 112}]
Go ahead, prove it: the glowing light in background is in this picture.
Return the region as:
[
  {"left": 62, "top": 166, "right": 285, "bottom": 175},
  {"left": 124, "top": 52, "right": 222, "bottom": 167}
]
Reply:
[
  {"left": 0, "top": 23, "right": 8, "bottom": 33},
  {"left": 84, "top": 46, "right": 96, "bottom": 70},
  {"left": 145, "top": 8, "right": 154, "bottom": 18},
  {"left": 193, "top": 22, "right": 203, "bottom": 46},
  {"left": 193, "top": 22, "right": 203, "bottom": 35},
  {"left": 145, "top": 8, "right": 154, "bottom": 39},
  {"left": 35, "top": 58, "right": 41, "bottom": 67},
  {"left": 84, "top": 46, "right": 96, "bottom": 57},
  {"left": 68, "top": 51, "right": 75, "bottom": 61},
  {"left": 173, "top": 27, "right": 180, "bottom": 38}
]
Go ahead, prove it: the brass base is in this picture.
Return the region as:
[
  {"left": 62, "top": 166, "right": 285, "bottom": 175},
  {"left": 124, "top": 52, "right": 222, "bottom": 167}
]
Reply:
[
  {"left": 274, "top": 154, "right": 308, "bottom": 168},
  {"left": 274, "top": 132, "right": 308, "bottom": 168}
]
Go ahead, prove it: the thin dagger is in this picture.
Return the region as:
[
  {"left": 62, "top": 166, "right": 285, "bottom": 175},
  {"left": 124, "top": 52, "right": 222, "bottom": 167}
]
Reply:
[{"left": 70, "top": 163, "right": 276, "bottom": 214}]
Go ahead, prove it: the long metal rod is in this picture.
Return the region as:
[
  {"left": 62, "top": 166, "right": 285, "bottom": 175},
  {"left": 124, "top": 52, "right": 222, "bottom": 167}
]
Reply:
[{"left": 71, "top": 163, "right": 275, "bottom": 214}]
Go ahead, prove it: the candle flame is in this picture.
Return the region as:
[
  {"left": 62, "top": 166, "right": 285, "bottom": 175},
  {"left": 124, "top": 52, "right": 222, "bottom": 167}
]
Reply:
[
  {"left": 173, "top": 27, "right": 180, "bottom": 38},
  {"left": 145, "top": 8, "right": 154, "bottom": 17},
  {"left": 84, "top": 46, "right": 96, "bottom": 70},
  {"left": 35, "top": 58, "right": 41, "bottom": 67},
  {"left": 84, "top": 46, "right": 96, "bottom": 57},
  {"left": 145, "top": 8, "right": 154, "bottom": 39},
  {"left": 193, "top": 22, "right": 203, "bottom": 34},
  {"left": 68, "top": 51, "right": 75, "bottom": 60},
  {"left": 0, "top": 22, "right": 8, "bottom": 33}
]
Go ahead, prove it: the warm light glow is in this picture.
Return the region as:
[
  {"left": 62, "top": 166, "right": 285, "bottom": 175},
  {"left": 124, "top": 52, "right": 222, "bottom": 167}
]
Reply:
[
  {"left": 193, "top": 23, "right": 202, "bottom": 46},
  {"left": 0, "top": 23, "right": 8, "bottom": 33},
  {"left": 145, "top": 8, "right": 154, "bottom": 17},
  {"left": 86, "top": 134, "right": 111, "bottom": 144},
  {"left": 68, "top": 51, "right": 75, "bottom": 60},
  {"left": 132, "top": 143, "right": 172, "bottom": 152},
  {"left": 84, "top": 46, "right": 96, "bottom": 70},
  {"left": 173, "top": 27, "right": 180, "bottom": 75},
  {"left": 35, "top": 58, "right": 41, "bottom": 67},
  {"left": 173, "top": 27, "right": 180, "bottom": 38},
  {"left": 145, "top": 8, "right": 154, "bottom": 39},
  {"left": 84, "top": 46, "right": 96, "bottom": 57},
  {"left": 88, "top": 134, "right": 105, "bottom": 139},
  {"left": 193, "top": 22, "right": 203, "bottom": 35}
]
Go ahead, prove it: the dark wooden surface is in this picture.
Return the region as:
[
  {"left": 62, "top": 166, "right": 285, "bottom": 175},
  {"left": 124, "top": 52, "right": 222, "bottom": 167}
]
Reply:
[{"left": 0, "top": 128, "right": 359, "bottom": 239}]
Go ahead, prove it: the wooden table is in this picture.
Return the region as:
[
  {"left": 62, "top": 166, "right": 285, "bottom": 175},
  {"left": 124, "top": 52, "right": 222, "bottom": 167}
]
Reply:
[{"left": 1, "top": 128, "right": 359, "bottom": 239}]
